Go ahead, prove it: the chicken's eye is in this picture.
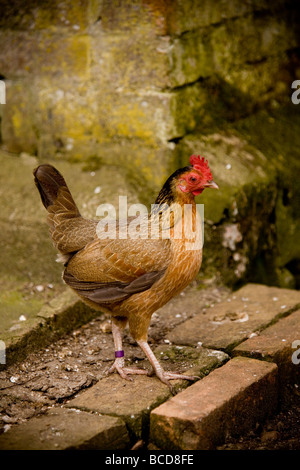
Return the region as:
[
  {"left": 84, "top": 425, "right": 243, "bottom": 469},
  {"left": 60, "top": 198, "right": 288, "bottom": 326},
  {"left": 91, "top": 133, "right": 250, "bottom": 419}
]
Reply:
[{"left": 189, "top": 175, "right": 197, "bottom": 183}]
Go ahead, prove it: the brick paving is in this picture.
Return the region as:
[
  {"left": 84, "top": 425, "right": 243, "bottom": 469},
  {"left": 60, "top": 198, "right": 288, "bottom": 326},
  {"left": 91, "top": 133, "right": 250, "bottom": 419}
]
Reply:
[{"left": 0, "top": 283, "right": 300, "bottom": 450}]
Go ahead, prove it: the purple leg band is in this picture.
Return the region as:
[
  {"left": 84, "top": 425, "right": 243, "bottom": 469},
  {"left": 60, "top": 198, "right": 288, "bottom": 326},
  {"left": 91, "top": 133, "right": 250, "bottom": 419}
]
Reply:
[{"left": 115, "top": 350, "right": 124, "bottom": 358}]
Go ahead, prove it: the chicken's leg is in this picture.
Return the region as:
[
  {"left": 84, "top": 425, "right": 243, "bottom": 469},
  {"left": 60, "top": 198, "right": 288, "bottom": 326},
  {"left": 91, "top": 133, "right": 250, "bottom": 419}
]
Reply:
[
  {"left": 108, "top": 323, "right": 198, "bottom": 390},
  {"left": 108, "top": 321, "right": 148, "bottom": 379},
  {"left": 136, "top": 340, "right": 198, "bottom": 391}
]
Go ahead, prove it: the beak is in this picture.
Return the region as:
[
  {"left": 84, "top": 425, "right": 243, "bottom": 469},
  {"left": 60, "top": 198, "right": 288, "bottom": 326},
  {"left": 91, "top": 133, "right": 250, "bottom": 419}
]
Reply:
[{"left": 205, "top": 180, "right": 219, "bottom": 190}]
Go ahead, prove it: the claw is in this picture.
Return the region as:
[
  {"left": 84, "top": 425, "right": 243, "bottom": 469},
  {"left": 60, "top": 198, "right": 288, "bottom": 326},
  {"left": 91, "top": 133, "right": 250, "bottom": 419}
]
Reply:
[
  {"left": 154, "top": 370, "right": 199, "bottom": 394},
  {"left": 108, "top": 357, "right": 149, "bottom": 380}
]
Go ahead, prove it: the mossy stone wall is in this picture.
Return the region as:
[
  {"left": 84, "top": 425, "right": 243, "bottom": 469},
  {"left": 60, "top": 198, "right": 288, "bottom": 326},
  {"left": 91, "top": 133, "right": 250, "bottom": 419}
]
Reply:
[{"left": 0, "top": 0, "right": 299, "bottom": 186}]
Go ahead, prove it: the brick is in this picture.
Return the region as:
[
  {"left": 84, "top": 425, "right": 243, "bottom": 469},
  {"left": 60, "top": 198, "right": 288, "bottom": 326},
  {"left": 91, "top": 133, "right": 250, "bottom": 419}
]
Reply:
[
  {"left": 150, "top": 357, "right": 278, "bottom": 450},
  {"left": 66, "top": 346, "right": 229, "bottom": 441},
  {"left": 0, "top": 407, "right": 129, "bottom": 450},
  {"left": 168, "top": 284, "right": 300, "bottom": 352},
  {"left": 67, "top": 374, "right": 172, "bottom": 439},
  {"left": 233, "top": 309, "right": 300, "bottom": 401}
]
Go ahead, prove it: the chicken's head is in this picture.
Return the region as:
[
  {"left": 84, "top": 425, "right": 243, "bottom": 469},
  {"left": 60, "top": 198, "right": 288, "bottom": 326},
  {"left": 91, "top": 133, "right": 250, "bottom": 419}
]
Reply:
[{"left": 177, "top": 155, "right": 219, "bottom": 196}]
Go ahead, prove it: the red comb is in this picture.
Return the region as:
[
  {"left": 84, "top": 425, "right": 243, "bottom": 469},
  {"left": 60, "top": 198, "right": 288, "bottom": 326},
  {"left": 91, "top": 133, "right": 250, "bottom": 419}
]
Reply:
[{"left": 189, "top": 155, "right": 213, "bottom": 179}]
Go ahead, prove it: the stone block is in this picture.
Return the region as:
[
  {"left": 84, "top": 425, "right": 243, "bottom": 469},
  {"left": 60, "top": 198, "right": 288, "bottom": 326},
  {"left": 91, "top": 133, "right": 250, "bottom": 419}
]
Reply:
[
  {"left": 168, "top": 284, "right": 300, "bottom": 352},
  {"left": 67, "top": 374, "right": 172, "bottom": 439},
  {"left": 0, "top": 31, "right": 90, "bottom": 79},
  {"left": 66, "top": 344, "right": 229, "bottom": 439},
  {"left": 169, "top": 13, "right": 297, "bottom": 88},
  {"left": 100, "top": 0, "right": 168, "bottom": 35},
  {"left": 0, "top": 0, "right": 101, "bottom": 31},
  {"left": 166, "top": 0, "right": 274, "bottom": 35},
  {"left": 233, "top": 309, "right": 300, "bottom": 402},
  {"left": 150, "top": 357, "right": 278, "bottom": 450},
  {"left": 97, "top": 84, "right": 207, "bottom": 144},
  {"left": 0, "top": 407, "right": 129, "bottom": 450},
  {"left": 1, "top": 80, "right": 37, "bottom": 154},
  {"left": 90, "top": 31, "right": 172, "bottom": 90}
]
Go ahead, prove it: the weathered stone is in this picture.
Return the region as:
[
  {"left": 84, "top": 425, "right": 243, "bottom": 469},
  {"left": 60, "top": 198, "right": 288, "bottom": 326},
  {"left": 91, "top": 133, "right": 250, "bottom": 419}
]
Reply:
[
  {"left": 168, "top": 284, "right": 300, "bottom": 352},
  {"left": 67, "top": 374, "right": 172, "bottom": 439},
  {"left": 234, "top": 105, "right": 300, "bottom": 283},
  {"left": 0, "top": 407, "right": 129, "bottom": 450},
  {"left": 150, "top": 357, "right": 278, "bottom": 450},
  {"left": 166, "top": 0, "right": 281, "bottom": 34},
  {"left": 233, "top": 309, "right": 300, "bottom": 403},
  {"left": 100, "top": 0, "right": 168, "bottom": 35},
  {"left": 1, "top": 80, "right": 37, "bottom": 154},
  {"left": 90, "top": 31, "right": 172, "bottom": 90},
  {"left": 0, "top": 0, "right": 101, "bottom": 31},
  {"left": 0, "top": 31, "right": 90, "bottom": 79},
  {"left": 153, "top": 344, "right": 229, "bottom": 378}
]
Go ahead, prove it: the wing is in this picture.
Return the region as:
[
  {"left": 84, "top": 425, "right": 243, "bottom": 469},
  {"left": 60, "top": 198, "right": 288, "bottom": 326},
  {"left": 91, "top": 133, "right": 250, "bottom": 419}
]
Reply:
[
  {"left": 63, "top": 269, "right": 166, "bottom": 303},
  {"left": 63, "top": 236, "right": 172, "bottom": 305}
]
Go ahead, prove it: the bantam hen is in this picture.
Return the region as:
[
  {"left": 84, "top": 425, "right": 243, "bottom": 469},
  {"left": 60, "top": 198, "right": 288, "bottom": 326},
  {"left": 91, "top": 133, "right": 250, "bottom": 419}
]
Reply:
[{"left": 33, "top": 155, "right": 218, "bottom": 389}]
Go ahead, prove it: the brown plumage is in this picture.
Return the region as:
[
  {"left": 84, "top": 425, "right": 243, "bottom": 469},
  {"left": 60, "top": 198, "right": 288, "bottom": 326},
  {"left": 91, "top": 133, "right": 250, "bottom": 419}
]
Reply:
[{"left": 33, "top": 157, "right": 218, "bottom": 389}]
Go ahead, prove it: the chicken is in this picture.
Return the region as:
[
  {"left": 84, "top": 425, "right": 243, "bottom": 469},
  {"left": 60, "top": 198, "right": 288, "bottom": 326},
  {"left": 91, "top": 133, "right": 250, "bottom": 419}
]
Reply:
[{"left": 33, "top": 155, "right": 218, "bottom": 390}]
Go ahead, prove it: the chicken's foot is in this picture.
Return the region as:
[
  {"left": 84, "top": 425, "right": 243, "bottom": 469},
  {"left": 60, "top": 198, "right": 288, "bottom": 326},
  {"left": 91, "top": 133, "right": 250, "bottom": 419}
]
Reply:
[
  {"left": 109, "top": 322, "right": 198, "bottom": 390},
  {"left": 137, "top": 340, "right": 198, "bottom": 392}
]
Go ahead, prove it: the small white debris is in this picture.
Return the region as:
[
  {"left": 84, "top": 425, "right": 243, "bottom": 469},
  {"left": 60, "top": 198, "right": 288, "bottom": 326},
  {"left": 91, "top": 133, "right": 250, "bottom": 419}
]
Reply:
[
  {"left": 3, "top": 424, "right": 11, "bottom": 433},
  {"left": 197, "top": 342, "right": 203, "bottom": 347},
  {"left": 164, "top": 339, "right": 170, "bottom": 344},
  {"left": 225, "top": 163, "right": 232, "bottom": 170},
  {"left": 281, "top": 305, "right": 287, "bottom": 309},
  {"left": 72, "top": 24, "right": 80, "bottom": 30},
  {"left": 175, "top": 313, "right": 182, "bottom": 318},
  {"left": 10, "top": 376, "right": 19, "bottom": 383},
  {"left": 222, "top": 224, "right": 243, "bottom": 251},
  {"left": 19, "top": 315, "right": 26, "bottom": 322},
  {"left": 234, "top": 312, "right": 249, "bottom": 323},
  {"left": 248, "top": 332, "right": 257, "bottom": 339},
  {"left": 35, "top": 285, "right": 44, "bottom": 292},
  {"left": 94, "top": 186, "right": 101, "bottom": 194},
  {"left": 47, "top": 283, "right": 54, "bottom": 289},
  {"left": 90, "top": 171, "right": 95, "bottom": 176},
  {"left": 281, "top": 339, "right": 286, "bottom": 342},
  {"left": 272, "top": 297, "right": 278, "bottom": 301}
]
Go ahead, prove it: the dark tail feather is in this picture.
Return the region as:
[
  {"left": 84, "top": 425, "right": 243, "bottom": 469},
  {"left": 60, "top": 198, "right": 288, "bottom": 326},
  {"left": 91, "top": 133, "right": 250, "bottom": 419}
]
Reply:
[{"left": 33, "top": 164, "right": 72, "bottom": 209}]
